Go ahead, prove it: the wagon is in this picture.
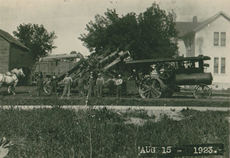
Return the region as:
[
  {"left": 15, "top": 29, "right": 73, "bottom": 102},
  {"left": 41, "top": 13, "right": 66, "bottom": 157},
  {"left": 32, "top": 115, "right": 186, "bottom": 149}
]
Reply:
[
  {"left": 31, "top": 53, "right": 81, "bottom": 84},
  {"left": 125, "top": 55, "right": 213, "bottom": 99}
]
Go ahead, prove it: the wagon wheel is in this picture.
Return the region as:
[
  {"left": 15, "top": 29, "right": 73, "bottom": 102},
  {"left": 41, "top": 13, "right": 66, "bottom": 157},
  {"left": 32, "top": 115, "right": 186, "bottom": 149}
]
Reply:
[
  {"left": 193, "top": 84, "right": 212, "bottom": 99},
  {"left": 43, "top": 81, "right": 52, "bottom": 94},
  {"left": 156, "top": 63, "right": 174, "bottom": 80},
  {"left": 139, "top": 76, "right": 162, "bottom": 98}
]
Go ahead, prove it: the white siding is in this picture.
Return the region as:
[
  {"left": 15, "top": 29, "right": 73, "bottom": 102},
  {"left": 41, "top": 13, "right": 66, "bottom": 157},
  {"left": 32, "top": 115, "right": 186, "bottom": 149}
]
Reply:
[
  {"left": 177, "top": 39, "right": 186, "bottom": 56},
  {"left": 194, "top": 16, "right": 230, "bottom": 89}
]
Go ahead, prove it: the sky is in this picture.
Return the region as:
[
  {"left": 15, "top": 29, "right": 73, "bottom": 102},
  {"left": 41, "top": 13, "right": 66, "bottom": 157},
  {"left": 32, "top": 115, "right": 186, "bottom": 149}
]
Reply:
[{"left": 1, "top": 0, "right": 230, "bottom": 56}]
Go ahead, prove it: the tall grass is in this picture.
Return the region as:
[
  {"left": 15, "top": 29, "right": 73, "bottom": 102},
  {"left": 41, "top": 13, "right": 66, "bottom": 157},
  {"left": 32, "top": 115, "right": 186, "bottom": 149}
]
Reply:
[{"left": 0, "top": 107, "right": 228, "bottom": 158}]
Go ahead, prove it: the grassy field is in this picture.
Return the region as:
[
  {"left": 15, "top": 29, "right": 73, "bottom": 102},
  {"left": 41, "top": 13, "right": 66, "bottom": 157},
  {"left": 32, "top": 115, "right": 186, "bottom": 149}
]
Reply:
[{"left": 0, "top": 107, "right": 228, "bottom": 158}]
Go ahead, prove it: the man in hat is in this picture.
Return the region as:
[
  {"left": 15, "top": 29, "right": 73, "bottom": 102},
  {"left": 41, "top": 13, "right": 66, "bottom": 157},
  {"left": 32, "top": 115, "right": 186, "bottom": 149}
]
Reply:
[
  {"left": 49, "top": 72, "right": 58, "bottom": 95},
  {"left": 106, "top": 76, "right": 116, "bottom": 97},
  {"left": 61, "top": 73, "right": 73, "bottom": 98},
  {"left": 87, "top": 72, "right": 95, "bottom": 97},
  {"left": 96, "top": 73, "right": 104, "bottom": 97},
  {"left": 78, "top": 73, "right": 85, "bottom": 97},
  {"left": 36, "top": 73, "right": 43, "bottom": 97},
  {"left": 115, "top": 74, "right": 123, "bottom": 98}
]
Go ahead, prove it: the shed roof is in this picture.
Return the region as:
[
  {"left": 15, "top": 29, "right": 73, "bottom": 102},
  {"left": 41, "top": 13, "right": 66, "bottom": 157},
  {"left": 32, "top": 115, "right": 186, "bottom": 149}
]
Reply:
[
  {"left": 0, "top": 29, "right": 30, "bottom": 51},
  {"left": 41, "top": 53, "right": 81, "bottom": 61},
  {"left": 175, "top": 11, "right": 230, "bottom": 38}
]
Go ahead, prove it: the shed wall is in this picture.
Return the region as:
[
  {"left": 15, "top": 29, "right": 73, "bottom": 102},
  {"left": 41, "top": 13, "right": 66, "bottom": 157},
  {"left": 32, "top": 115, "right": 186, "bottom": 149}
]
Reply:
[
  {"left": 0, "top": 36, "right": 10, "bottom": 73},
  {"left": 9, "top": 44, "right": 34, "bottom": 70},
  {"left": 10, "top": 44, "right": 35, "bottom": 85}
]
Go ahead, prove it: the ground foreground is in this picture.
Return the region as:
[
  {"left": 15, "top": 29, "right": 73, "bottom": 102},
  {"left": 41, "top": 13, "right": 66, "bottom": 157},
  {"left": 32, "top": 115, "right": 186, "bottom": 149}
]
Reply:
[
  {"left": 0, "top": 107, "right": 229, "bottom": 158},
  {"left": 0, "top": 86, "right": 230, "bottom": 107},
  {"left": 0, "top": 96, "right": 229, "bottom": 107},
  {"left": 0, "top": 86, "right": 229, "bottom": 157}
]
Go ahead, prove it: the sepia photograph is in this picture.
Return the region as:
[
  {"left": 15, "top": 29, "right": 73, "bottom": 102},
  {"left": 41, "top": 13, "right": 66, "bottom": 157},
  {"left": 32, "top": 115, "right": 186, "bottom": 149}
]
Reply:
[{"left": 0, "top": 0, "right": 229, "bottom": 157}]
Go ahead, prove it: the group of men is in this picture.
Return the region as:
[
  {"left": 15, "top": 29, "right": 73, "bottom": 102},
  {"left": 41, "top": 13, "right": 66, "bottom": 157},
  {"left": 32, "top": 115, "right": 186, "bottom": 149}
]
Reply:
[
  {"left": 81, "top": 72, "right": 123, "bottom": 98},
  {"left": 36, "top": 71, "right": 124, "bottom": 98},
  {"left": 87, "top": 72, "right": 123, "bottom": 98},
  {"left": 36, "top": 72, "right": 72, "bottom": 98}
]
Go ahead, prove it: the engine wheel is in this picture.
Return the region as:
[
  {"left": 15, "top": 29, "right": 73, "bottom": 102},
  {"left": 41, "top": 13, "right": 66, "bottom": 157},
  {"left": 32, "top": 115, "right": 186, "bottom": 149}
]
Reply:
[
  {"left": 156, "top": 62, "right": 174, "bottom": 80},
  {"left": 193, "top": 84, "right": 212, "bottom": 99},
  {"left": 43, "top": 81, "right": 52, "bottom": 94},
  {"left": 139, "top": 76, "right": 162, "bottom": 98}
]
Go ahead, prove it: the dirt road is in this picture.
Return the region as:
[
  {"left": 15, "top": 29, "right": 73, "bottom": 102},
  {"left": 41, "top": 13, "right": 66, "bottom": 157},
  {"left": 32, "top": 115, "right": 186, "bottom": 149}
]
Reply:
[{"left": 1, "top": 86, "right": 229, "bottom": 122}]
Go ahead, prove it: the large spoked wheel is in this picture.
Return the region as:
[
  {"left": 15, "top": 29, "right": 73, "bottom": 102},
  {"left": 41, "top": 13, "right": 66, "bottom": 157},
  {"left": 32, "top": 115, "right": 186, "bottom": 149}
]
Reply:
[
  {"left": 156, "top": 63, "right": 174, "bottom": 80},
  {"left": 139, "top": 76, "right": 162, "bottom": 98},
  {"left": 43, "top": 81, "right": 52, "bottom": 94},
  {"left": 193, "top": 84, "right": 212, "bottom": 99}
]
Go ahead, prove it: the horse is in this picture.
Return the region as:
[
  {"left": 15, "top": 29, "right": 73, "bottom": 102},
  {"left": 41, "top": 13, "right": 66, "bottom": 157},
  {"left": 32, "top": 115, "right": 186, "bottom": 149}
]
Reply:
[{"left": 0, "top": 68, "right": 25, "bottom": 95}]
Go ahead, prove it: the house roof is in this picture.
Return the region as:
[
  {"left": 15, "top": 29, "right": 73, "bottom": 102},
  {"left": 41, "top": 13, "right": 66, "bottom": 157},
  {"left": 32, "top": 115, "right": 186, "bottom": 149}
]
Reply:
[
  {"left": 175, "top": 11, "right": 230, "bottom": 38},
  {"left": 175, "top": 22, "right": 202, "bottom": 37},
  {"left": 0, "top": 29, "right": 30, "bottom": 51}
]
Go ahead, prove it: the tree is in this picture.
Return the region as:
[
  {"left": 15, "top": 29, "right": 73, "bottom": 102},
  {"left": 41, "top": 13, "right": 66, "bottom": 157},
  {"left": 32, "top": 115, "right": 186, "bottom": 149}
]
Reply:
[
  {"left": 79, "top": 9, "right": 120, "bottom": 55},
  {"left": 79, "top": 3, "right": 178, "bottom": 60},
  {"left": 136, "top": 3, "right": 178, "bottom": 59},
  {"left": 13, "top": 23, "right": 57, "bottom": 60}
]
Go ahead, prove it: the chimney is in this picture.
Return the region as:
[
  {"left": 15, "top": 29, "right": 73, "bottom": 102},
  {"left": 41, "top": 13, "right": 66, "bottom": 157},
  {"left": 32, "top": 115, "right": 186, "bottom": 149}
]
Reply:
[{"left": 193, "top": 16, "right": 197, "bottom": 23}]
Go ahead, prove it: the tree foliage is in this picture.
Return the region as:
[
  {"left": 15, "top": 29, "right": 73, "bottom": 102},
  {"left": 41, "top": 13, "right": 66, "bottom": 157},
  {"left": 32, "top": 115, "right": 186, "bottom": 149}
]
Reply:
[
  {"left": 13, "top": 23, "right": 57, "bottom": 60},
  {"left": 79, "top": 3, "right": 178, "bottom": 60}
]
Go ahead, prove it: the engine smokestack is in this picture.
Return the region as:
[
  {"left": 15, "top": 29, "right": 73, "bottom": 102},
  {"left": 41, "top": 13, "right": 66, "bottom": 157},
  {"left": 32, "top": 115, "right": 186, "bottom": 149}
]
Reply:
[{"left": 193, "top": 16, "right": 197, "bottom": 23}]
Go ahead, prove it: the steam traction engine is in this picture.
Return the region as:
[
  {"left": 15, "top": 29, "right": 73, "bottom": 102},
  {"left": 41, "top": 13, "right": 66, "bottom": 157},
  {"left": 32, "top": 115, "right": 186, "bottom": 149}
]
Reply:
[
  {"left": 126, "top": 55, "right": 213, "bottom": 99},
  {"left": 32, "top": 51, "right": 213, "bottom": 99}
]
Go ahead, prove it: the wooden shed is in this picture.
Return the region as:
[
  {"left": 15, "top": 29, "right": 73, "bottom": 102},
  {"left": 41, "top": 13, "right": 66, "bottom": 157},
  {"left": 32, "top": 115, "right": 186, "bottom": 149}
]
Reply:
[{"left": 0, "top": 29, "right": 35, "bottom": 84}]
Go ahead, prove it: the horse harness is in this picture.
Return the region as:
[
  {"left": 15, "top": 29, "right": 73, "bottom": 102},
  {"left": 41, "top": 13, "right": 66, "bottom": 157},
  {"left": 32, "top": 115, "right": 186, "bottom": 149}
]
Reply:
[{"left": 4, "top": 72, "right": 18, "bottom": 82}]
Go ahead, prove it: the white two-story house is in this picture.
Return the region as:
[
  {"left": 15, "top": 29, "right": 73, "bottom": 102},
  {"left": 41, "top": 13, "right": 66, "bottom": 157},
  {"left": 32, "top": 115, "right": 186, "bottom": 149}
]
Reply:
[{"left": 175, "top": 11, "right": 230, "bottom": 90}]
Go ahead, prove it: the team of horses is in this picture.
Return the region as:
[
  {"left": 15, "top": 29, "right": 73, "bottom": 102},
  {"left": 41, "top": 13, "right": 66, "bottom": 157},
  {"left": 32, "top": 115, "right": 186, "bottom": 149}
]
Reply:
[{"left": 0, "top": 68, "right": 25, "bottom": 95}]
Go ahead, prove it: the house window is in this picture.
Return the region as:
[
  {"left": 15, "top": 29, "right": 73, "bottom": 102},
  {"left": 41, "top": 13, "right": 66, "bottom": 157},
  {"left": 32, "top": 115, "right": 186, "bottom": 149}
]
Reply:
[
  {"left": 221, "top": 58, "right": 226, "bottom": 74},
  {"left": 221, "top": 32, "right": 226, "bottom": 46},
  {"left": 214, "top": 32, "right": 219, "bottom": 46},
  {"left": 214, "top": 32, "right": 226, "bottom": 46},
  {"left": 214, "top": 57, "right": 219, "bottom": 73}
]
